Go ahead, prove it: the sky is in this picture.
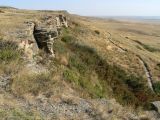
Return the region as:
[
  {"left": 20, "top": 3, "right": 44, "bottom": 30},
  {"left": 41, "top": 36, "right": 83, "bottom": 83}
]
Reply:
[{"left": 0, "top": 0, "right": 160, "bottom": 16}]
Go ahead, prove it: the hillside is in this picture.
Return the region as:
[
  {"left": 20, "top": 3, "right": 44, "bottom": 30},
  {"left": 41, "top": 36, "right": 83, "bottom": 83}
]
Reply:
[{"left": 0, "top": 7, "right": 160, "bottom": 120}]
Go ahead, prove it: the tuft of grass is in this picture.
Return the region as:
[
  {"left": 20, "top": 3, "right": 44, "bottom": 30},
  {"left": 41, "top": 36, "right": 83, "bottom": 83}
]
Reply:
[
  {"left": 61, "top": 35, "right": 75, "bottom": 44},
  {"left": 0, "top": 40, "right": 21, "bottom": 62},
  {"left": 63, "top": 69, "right": 80, "bottom": 85},
  {"left": 12, "top": 72, "right": 55, "bottom": 96},
  {"left": 94, "top": 30, "right": 100, "bottom": 35},
  {"left": 0, "top": 40, "right": 23, "bottom": 76},
  {"left": 157, "top": 63, "right": 160, "bottom": 69}
]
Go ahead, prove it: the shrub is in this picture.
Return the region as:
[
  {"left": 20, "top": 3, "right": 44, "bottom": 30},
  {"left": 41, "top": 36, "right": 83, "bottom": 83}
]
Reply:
[
  {"left": 157, "top": 63, "right": 160, "bottom": 69},
  {"left": 94, "top": 30, "right": 100, "bottom": 35},
  {"left": 125, "top": 75, "right": 144, "bottom": 92},
  {"left": 61, "top": 35, "right": 76, "bottom": 44},
  {"left": 0, "top": 10, "right": 4, "bottom": 13}
]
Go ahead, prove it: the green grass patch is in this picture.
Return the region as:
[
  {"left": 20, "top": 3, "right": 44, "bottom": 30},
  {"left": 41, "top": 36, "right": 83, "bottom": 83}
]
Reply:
[
  {"left": 153, "top": 82, "right": 160, "bottom": 94},
  {"left": 61, "top": 35, "right": 76, "bottom": 44},
  {"left": 53, "top": 39, "right": 68, "bottom": 54},
  {"left": 0, "top": 40, "right": 21, "bottom": 62},
  {"left": 63, "top": 69, "right": 80, "bottom": 85}
]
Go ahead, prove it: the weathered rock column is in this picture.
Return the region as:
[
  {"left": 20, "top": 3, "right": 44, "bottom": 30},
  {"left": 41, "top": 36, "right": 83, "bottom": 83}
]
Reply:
[
  {"left": 32, "top": 15, "right": 68, "bottom": 57},
  {"left": 33, "top": 26, "right": 58, "bottom": 57},
  {"left": 18, "top": 21, "right": 39, "bottom": 59}
]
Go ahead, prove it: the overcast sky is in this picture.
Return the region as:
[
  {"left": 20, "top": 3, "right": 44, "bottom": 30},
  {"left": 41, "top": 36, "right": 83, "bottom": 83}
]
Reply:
[{"left": 0, "top": 0, "right": 160, "bottom": 16}]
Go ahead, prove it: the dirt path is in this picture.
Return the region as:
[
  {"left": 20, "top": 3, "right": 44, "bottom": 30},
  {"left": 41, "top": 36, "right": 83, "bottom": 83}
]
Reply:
[{"left": 106, "top": 32, "right": 155, "bottom": 92}]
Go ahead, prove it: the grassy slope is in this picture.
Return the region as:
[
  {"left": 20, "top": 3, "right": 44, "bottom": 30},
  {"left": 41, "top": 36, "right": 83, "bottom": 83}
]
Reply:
[
  {"left": 52, "top": 24, "right": 160, "bottom": 108},
  {"left": 0, "top": 8, "right": 160, "bottom": 119}
]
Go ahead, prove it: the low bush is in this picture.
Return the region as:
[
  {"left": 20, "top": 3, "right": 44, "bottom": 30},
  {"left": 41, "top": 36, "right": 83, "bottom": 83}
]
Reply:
[
  {"left": 0, "top": 10, "right": 4, "bottom": 13},
  {"left": 61, "top": 35, "right": 75, "bottom": 44},
  {"left": 94, "top": 30, "right": 100, "bottom": 35},
  {"left": 157, "top": 63, "right": 160, "bottom": 69},
  {"left": 63, "top": 69, "right": 80, "bottom": 85}
]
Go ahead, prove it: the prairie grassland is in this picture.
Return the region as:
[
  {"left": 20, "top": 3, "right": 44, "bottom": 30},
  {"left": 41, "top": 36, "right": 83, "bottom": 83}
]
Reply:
[{"left": 0, "top": 8, "right": 160, "bottom": 119}]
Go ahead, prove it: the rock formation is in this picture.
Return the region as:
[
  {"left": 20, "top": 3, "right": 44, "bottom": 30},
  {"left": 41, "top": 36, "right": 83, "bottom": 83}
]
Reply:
[
  {"left": 18, "top": 21, "right": 39, "bottom": 59},
  {"left": 151, "top": 101, "right": 160, "bottom": 114},
  {"left": 19, "top": 14, "right": 68, "bottom": 58},
  {"left": 33, "top": 14, "right": 68, "bottom": 57}
]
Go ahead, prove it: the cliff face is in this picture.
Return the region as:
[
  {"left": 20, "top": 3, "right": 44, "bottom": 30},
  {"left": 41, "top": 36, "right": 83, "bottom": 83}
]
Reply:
[
  {"left": 0, "top": 8, "right": 160, "bottom": 120},
  {"left": 18, "top": 14, "right": 68, "bottom": 59}
]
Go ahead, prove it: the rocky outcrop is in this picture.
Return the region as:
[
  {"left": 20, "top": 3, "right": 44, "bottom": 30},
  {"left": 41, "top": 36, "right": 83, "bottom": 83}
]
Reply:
[
  {"left": 57, "top": 14, "right": 68, "bottom": 28},
  {"left": 151, "top": 101, "right": 160, "bottom": 113},
  {"left": 19, "top": 15, "right": 68, "bottom": 59},
  {"left": 33, "top": 15, "right": 68, "bottom": 57},
  {"left": 18, "top": 21, "right": 39, "bottom": 59},
  {"left": 33, "top": 26, "right": 58, "bottom": 57}
]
